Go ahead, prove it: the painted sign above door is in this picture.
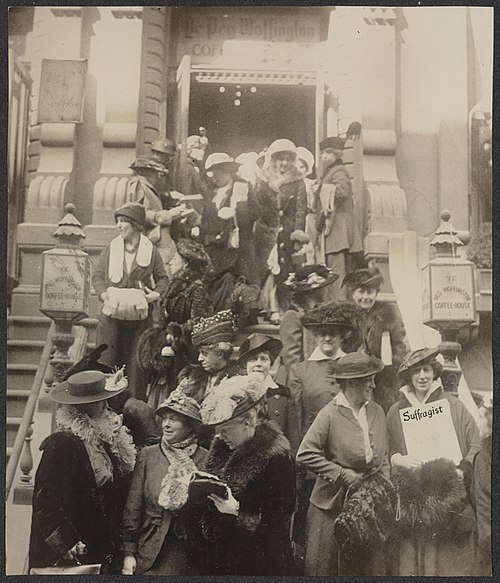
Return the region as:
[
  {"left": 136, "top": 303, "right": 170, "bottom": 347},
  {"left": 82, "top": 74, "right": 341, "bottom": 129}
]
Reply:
[{"left": 176, "top": 12, "right": 322, "bottom": 70}]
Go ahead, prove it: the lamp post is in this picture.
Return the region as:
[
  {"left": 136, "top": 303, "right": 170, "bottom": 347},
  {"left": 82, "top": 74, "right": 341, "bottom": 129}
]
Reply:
[
  {"left": 421, "top": 210, "right": 476, "bottom": 393},
  {"left": 40, "top": 203, "right": 91, "bottom": 387}
]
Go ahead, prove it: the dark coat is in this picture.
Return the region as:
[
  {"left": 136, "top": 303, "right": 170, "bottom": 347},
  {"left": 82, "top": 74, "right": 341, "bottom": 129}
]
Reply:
[
  {"left": 254, "top": 177, "right": 307, "bottom": 284},
  {"left": 471, "top": 436, "right": 492, "bottom": 575},
  {"left": 29, "top": 431, "right": 127, "bottom": 568},
  {"left": 265, "top": 384, "right": 301, "bottom": 457},
  {"left": 386, "top": 385, "right": 480, "bottom": 576},
  {"left": 201, "top": 421, "right": 296, "bottom": 575},
  {"left": 361, "top": 300, "right": 409, "bottom": 411},
  {"left": 122, "top": 443, "right": 208, "bottom": 574}
]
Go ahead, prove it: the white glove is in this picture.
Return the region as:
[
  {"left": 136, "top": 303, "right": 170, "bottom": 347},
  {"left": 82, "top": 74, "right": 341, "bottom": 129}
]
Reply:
[
  {"left": 122, "top": 555, "right": 136, "bottom": 575},
  {"left": 391, "top": 453, "right": 423, "bottom": 470}
]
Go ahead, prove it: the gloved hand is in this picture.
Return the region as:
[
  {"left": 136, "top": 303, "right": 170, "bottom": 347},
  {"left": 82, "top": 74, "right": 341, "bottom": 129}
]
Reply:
[
  {"left": 122, "top": 555, "right": 136, "bottom": 575},
  {"left": 391, "top": 453, "right": 423, "bottom": 470}
]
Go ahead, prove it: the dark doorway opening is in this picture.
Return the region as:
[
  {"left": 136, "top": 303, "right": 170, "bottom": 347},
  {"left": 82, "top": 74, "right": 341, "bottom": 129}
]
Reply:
[{"left": 189, "top": 79, "right": 315, "bottom": 157}]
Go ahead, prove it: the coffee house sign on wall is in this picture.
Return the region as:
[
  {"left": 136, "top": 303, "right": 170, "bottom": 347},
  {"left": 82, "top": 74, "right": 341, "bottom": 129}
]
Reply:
[{"left": 177, "top": 12, "right": 321, "bottom": 68}]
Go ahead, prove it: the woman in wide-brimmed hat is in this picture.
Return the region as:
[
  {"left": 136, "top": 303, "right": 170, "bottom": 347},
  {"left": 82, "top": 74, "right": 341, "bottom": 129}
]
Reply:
[
  {"left": 254, "top": 138, "right": 309, "bottom": 323},
  {"left": 93, "top": 202, "right": 169, "bottom": 401},
  {"left": 238, "top": 333, "right": 300, "bottom": 455},
  {"left": 275, "top": 264, "right": 339, "bottom": 386},
  {"left": 29, "top": 371, "right": 137, "bottom": 573},
  {"left": 201, "top": 153, "right": 260, "bottom": 313},
  {"left": 297, "top": 352, "right": 394, "bottom": 576},
  {"left": 121, "top": 387, "right": 208, "bottom": 575},
  {"left": 198, "top": 375, "right": 296, "bottom": 575},
  {"left": 386, "top": 347, "right": 481, "bottom": 576},
  {"left": 137, "top": 237, "right": 214, "bottom": 411},
  {"left": 344, "top": 264, "right": 409, "bottom": 412}
]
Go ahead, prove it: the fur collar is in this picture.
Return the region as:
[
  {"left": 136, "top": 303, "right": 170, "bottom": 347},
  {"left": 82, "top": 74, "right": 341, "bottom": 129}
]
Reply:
[
  {"left": 55, "top": 406, "right": 136, "bottom": 476},
  {"left": 206, "top": 421, "right": 290, "bottom": 497}
]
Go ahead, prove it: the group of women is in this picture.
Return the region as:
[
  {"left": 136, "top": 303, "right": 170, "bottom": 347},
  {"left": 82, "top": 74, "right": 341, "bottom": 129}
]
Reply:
[{"left": 27, "top": 134, "right": 489, "bottom": 576}]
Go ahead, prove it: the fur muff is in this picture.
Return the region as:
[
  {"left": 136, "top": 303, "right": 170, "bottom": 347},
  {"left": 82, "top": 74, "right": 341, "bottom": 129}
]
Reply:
[
  {"left": 334, "top": 473, "right": 398, "bottom": 563},
  {"left": 391, "top": 458, "right": 468, "bottom": 538},
  {"left": 136, "top": 327, "right": 174, "bottom": 374}
]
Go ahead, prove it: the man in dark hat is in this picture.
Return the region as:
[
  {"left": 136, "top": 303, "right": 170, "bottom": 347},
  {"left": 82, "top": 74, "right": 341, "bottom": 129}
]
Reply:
[{"left": 315, "top": 136, "right": 359, "bottom": 301}]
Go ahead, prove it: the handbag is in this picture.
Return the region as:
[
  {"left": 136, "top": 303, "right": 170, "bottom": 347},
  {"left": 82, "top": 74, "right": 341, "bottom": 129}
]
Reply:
[
  {"left": 29, "top": 560, "right": 102, "bottom": 575},
  {"left": 188, "top": 471, "right": 228, "bottom": 504}
]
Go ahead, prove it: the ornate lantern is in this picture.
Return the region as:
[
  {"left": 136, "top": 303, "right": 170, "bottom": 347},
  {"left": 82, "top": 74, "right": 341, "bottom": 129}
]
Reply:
[{"left": 421, "top": 210, "right": 476, "bottom": 392}]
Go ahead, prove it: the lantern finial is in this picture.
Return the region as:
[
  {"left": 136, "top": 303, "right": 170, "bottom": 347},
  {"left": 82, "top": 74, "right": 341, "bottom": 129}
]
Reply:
[
  {"left": 53, "top": 204, "right": 86, "bottom": 245},
  {"left": 430, "top": 210, "right": 463, "bottom": 256}
]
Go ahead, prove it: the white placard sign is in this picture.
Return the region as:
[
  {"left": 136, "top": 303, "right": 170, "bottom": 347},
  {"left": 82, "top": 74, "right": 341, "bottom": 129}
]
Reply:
[{"left": 399, "top": 398, "right": 462, "bottom": 465}]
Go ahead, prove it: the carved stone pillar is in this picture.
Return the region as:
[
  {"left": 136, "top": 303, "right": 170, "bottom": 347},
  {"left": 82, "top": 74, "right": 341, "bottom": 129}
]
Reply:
[{"left": 24, "top": 7, "right": 83, "bottom": 224}]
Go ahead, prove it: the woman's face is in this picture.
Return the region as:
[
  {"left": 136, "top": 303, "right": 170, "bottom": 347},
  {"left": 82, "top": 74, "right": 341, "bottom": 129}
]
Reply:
[
  {"left": 313, "top": 328, "right": 343, "bottom": 357},
  {"left": 296, "top": 159, "right": 309, "bottom": 177},
  {"left": 116, "top": 217, "right": 137, "bottom": 240},
  {"left": 245, "top": 350, "right": 272, "bottom": 377},
  {"left": 212, "top": 167, "right": 232, "bottom": 187},
  {"left": 410, "top": 363, "right": 434, "bottom": 396},
  {"left": 347, "top": 374, "right": 376, "bottom": 407},
  {"left": 198, "top": 346, "right": 227, "bottom": 373},
  {"left": 274, "top": 152, "right": 295, "bottom": 174},
  {"left": 75, "top": 400, "right": 107, "bottom": 417},
  {"left": 216, "top": 416, "right": 254, "bottom": 450},
  {"left": 161, "top": 411, "right": 192, "bottom": 444},
  {"left": 352, "top": 286, "right": 378, "bottom": 310},
  {"left": 169, "top": 252, "right": 188, "bottom": 277}
]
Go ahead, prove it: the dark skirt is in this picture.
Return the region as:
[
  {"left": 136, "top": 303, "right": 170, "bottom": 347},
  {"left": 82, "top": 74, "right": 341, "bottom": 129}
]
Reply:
[
  {"left": 305, "top": 502, "right": 386, "bottom": 576},
  {"left": 143, "top": 528, "right": 194, "bottom": 576}
]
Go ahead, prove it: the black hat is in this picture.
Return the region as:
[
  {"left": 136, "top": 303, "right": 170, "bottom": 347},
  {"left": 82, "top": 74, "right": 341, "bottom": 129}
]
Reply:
[
  {"left": 342, "top": 266, "right": 384, "bottom": 291},
  {"left": 301, "top": 300, "right": 365, "bottom": 333},
  {"left": 284, "top": 264, "right": 338, "bottom": 293},
  {"left": 151, "top": 138, "right": 175, "bottom": 155},
  {"left": 114, "top": 202, "right": 146, "bottom": 228},
  {"left": 319, "top": 136, "right": 345, "bottom": 151},
  {"left": 176, "top": 238, "right": 210, "bottom": 270},
  {"left": 50, "top": 370, "right": 128, "bottom": 405},
  {"left": 238, "top": 333, "right": 283, "bottom": 366},
  {"left": 398, "top": 348, "right": 439, "bottom": 377},
  {"left": 129, "top": 157, "right": 168, "bottom": 174},
  {"left": 333, "top": 352, "right": 384, "bottom": 379}
]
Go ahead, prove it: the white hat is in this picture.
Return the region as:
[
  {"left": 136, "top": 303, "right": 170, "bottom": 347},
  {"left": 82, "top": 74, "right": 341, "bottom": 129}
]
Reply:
[
  {"left": 296, "top": 146, "right": 315, "bottom": 176},
  {"left": 205, "top": 152, "right": 240, "bottom": 171},
  {"left": 266, "top": 138, "right": 297, "bottom": 159},
  {"left": 235, "top": 151, "right": 258, "bottom": 165}
]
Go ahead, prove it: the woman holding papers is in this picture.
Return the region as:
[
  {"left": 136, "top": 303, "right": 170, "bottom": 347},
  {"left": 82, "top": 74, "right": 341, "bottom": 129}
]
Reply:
[{"left": 386, "top": 347, "right": 481, "bottom": 576}]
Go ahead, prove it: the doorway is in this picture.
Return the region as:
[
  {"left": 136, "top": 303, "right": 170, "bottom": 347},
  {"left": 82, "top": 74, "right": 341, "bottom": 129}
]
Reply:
[{"left": 189, "top": 78, "right": 316, "bottom": 157}]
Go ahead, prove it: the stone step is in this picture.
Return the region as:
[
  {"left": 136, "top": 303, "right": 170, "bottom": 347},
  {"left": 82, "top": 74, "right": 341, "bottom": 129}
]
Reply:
[
  {"left": 7, "top": 390, "right": 32, "bottom": 418},
  {"left": 7, "top": 316, "right": 51, "bottom": 341},
  {"left": 7, "top": 340, "right": 46, "bottom": 365},
  {"left": 6, "top": 418, "right": 22, "bottom": 449},
  {"left": 7, "top": 365, "right": 38, "bottom": 392}
]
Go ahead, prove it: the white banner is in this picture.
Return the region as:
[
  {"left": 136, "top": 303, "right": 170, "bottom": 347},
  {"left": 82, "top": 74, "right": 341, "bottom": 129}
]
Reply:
[{"left": 399, "top": 398, "right": 462, "bottom": 465}]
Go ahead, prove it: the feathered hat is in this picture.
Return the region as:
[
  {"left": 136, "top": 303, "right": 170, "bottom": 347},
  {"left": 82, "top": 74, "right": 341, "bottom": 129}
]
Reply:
[
  {"left": 176, "top": 238, "right": 210, "bottom": 271},
  {"left": 301, "top": 300, "right": 364, "bottom": 332},
  {"left": 284, "top": 264, "right": 338, "bottom": 293},
  {"left": 342, "top": 266, "right": 384, "bottom": 291},
  {"left": 200, "top": 374, "right": 266, "bottom": 426},
  {"left": 156, "top": 388, "right": 202, "bottom": 422},
  {"left": 191, "top": 310, "right": 238, "bottom": 348}
]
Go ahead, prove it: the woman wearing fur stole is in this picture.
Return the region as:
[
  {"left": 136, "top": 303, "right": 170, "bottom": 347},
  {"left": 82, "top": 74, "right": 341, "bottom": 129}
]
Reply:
[
  {"left": 29, "top": 371, "right": 137, "bottom": 573},
  {"left": 386, "top": 348, "right": 481, "bottom": 576},
  {"left": 137, "top": 238, "right": 213, "bottom": 411},
  {"left": 121, "top": 389, "right": 208, "bottom": 575},
  {"left": 254, "top": 139, "right": 308, "bottom": 323},
  {"left": 199, "top": 375, "right": 296, "bottom": 575}
]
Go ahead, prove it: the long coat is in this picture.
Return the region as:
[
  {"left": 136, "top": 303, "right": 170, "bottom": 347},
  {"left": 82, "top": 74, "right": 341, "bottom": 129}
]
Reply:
[
  {"left": 471, "top": 435, "right": 492, "bottom": 575},
  {"left": 296, "top": 397, "right": 389, "bottom": 575},
  {"left": 29, "top": 432, "right": 128, "bottom": 569},
  {"left": 361, "top": 300, "right": 409, "bottom": 411},
  {"left": 121, "top": 443, "right": 208, "bottom": 574},
  {"left": 264, "top": 384, "right": 301, "bottom": 457},
  {"left": 315, "top": 159, "right": 356, "bottom": 255},
  {"left": 288, "top": 356, "right": 343, "bottom": 437},
  {"left": 386, "top": 385, "right": 481, "bottom": 576},
  {"left": 93, "top": 236, "right": 168, "bottom": 401},
  {"left": 201, "top": 421, "right": 296, "bottom": 575}
]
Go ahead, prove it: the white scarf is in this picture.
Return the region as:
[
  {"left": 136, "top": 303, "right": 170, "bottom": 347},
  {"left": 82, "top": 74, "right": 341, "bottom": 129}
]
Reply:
[{"left": 108, "top": 235, "right": 154, "bottom": 284}]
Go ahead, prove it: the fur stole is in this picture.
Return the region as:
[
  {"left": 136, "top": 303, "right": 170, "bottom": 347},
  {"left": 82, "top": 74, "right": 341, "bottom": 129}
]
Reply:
[
  {"left": 206, "top": 420, "right": 290, "bottom": 498},
  {"left": 334, "top": 472, "right": 398, "bottom": 563},
  {"left": 136, "top": 327, "right": 174, "bottom": 374},
  {"left": 108, "top": 234, "right": 153, "bottom": 284},
  {"left": 178, "top": 362, "right": 241, "bottom": 405},
  {"left": 202, "top": 421, "right": 291, "bottom": 538},
  {"left": 55, "top": 406, "right": 136, "bottom": 476},
  {"left": 262, "top": 157, "right": 303, "bottom": 192},
  {"left": 391, "top": 458, "right": 470, "bottom": 539}
]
